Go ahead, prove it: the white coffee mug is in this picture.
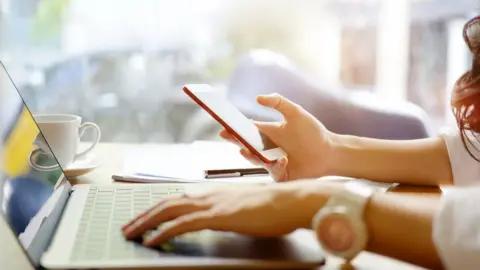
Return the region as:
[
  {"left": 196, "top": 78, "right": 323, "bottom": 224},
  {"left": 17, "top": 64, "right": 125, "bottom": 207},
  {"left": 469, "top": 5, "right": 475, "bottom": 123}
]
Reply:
[{"left": 29, "top": 114, "right": 101, "bottom": 171}]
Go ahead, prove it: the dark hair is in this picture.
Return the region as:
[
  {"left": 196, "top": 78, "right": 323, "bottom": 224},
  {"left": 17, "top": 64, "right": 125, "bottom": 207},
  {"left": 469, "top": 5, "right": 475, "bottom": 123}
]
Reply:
[{"left": 451, "top": 16, "right": 480, "bottom": 160}]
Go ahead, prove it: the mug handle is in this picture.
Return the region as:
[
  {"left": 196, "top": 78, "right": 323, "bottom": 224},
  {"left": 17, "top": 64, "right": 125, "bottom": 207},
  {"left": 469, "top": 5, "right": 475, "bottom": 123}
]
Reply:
[
  {"left": 75, "top": 122, "right": 101, "bottom": 160},
  {"left": 29, "top": 148, "right": 59, "bottom": 172}
]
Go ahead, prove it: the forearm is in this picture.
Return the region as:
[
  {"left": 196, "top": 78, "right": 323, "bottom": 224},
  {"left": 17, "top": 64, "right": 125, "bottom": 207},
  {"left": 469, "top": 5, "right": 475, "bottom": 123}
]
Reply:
[
  {"left": 365, "top": 192, "right": 442, "bottom": 269},
  {"left": 327, "top": 134, "right": 453, "bottom": 186}
]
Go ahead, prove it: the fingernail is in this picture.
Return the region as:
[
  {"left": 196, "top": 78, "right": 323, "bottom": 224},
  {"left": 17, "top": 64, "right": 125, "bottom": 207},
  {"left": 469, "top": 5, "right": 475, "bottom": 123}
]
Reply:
[
  {"left": 123, "top": 224, "right": 140, "bottom": 239},
  {"left": 123, "top": 219, "right": 138, "bottom": 231},
  {"left": 143, "top": 239, "right": 154, "bottom": 247},
  {"left": 143, "top": 236, "right": 162, "bottom": 247},
  {"left": 122, "top": 227, "right": 133, "bottom": 237},
  {"left": 265, "top": 93, "right": 278, "bottom": 99},
  {"left": 123, "top": 213, "right": 148, "bottom": 231},
  {"left": 257, "top": 95, "right": 268, "bottom": 101}
]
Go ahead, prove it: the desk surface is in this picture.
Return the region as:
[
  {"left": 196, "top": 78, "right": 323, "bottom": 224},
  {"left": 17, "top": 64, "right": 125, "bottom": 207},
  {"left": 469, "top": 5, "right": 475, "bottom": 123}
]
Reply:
[{"left": 74, "top": 142, "right": 432, "bottom": 270}]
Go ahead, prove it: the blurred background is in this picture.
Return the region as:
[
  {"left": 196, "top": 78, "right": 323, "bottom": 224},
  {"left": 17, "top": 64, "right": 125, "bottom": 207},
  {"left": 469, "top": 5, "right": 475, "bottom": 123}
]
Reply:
[{"left": 0, "top": 0, "right": 476, "bottom": 143}]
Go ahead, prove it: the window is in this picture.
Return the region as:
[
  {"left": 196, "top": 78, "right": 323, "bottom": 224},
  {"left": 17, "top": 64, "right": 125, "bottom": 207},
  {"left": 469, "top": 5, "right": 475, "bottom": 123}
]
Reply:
[{"left": 0, "top": 0, "right": 474, "bottom": 142}]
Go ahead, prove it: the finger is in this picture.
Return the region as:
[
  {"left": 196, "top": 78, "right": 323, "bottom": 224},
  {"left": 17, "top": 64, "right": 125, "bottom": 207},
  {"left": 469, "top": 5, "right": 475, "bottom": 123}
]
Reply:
[
  {"left": 270, "top": 156, "right": 289, "bottom": 182},
  {"left": 123, "top": 192, "right": 211, "bottom": 232},
  {"left": 124, "top": 199, "right": 206, "bottom": 240},
  {"left": 143, "top": 211, "right": 214, "bottom": 247},
  {"left": 257, "top": 94, "right": 301, "bottom": 119},
  {"left": 219, "top": 129, "right": 243, "bottom": 147},
  {"left": 239, "top": 149, "right": 288, "bottom": 182},
  {"left": 123, "top": 192, "right": 190, "bottom": 230},
  {"left": 122, "top": 197, "right": 175, "bottom": 230},
  {"left": 239, "top": 148, "right": 264, "bottom": 166},
  {"left": 123, "top": 199, "right": 208, "bottom": 240},
  {"left": 262, "top": 157, "right": 287, "bottom": 182},
  {"left": 219, "top": 129, "right": 234, "bottom": 140},
  {"left": 122, "top": 211, "right": 149, "bottom": 230}
]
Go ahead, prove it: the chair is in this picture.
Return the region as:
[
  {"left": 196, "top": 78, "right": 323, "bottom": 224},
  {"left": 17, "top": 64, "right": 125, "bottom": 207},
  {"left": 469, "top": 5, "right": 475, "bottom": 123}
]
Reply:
[{"left": 226, "top": 49, "right": 434, "bottom": 140}]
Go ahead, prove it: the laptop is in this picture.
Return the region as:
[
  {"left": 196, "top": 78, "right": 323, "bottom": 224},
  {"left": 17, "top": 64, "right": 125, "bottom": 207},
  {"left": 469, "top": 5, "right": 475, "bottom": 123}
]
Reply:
[{"left": 0, "top": 62, "right": 325, "bottom": 269}]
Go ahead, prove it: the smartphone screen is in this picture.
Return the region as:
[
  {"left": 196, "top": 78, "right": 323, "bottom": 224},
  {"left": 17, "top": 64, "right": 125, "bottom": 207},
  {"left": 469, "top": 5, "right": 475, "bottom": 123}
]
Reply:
[{"left": 183, "top": 85, "right": 279, "bottom": 154}]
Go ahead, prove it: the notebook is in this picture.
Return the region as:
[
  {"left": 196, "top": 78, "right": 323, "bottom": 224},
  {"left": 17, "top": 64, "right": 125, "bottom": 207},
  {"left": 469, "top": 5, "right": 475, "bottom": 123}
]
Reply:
[{"left": 112, "top": 141, "right": 273, "bottom": 184}]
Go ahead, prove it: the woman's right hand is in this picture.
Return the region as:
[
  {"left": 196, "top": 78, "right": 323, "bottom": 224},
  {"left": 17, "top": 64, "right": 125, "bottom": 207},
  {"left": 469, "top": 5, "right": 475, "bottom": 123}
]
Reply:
[{"left": 219, "top": 94, "right": 336, "bottom": 182}]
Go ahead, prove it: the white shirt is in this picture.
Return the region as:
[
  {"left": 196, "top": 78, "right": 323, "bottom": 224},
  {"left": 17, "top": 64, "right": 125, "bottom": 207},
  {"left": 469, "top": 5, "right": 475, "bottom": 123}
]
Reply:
[{"left": 433, "top": 128, "right": 480, "bottom": 269}]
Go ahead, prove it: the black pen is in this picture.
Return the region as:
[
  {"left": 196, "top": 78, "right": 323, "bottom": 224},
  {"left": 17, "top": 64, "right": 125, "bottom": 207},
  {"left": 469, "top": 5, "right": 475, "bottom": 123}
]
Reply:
[{"left": 204, "top": 168, "right": 268, "bottom": 179}]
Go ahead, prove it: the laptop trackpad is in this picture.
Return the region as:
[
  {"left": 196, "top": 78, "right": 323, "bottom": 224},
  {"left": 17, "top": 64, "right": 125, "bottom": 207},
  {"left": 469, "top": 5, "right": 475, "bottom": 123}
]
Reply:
[{"left": 147, "top": 229, "right": 323, "bottom": 261}]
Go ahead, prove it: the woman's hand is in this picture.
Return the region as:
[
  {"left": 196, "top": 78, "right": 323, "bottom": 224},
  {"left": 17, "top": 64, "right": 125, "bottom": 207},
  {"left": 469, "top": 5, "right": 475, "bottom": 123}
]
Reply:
[
  {"left": 220, "top": 94, "right": 335, "bottom": 182},
  {"left": 122, "top": 181, "right": 337, "bottom": 248}
]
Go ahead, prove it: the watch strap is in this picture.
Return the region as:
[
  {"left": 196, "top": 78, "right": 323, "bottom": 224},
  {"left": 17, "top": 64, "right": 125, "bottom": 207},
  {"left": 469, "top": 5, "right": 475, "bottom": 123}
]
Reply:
[
  {"left": 312, "top": 180, "right": 377, "bottom": 261},
  {"left": 342, "top": 181, "right": 376, "bottom": 212}
]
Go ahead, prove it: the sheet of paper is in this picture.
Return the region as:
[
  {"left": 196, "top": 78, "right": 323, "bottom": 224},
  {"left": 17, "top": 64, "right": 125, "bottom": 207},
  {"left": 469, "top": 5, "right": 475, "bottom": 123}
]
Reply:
[
  {"left": 123, "top": 144, "right": 203, "bottom": 180},
  {"left": 191, "top": 140, "right": 258, "bottom": 170},
  {"left": 122, "top": 141, "right": 264, "bottom": 181},
  {"left": 114, "top": 173, "right": 273, "bottom": 184}
]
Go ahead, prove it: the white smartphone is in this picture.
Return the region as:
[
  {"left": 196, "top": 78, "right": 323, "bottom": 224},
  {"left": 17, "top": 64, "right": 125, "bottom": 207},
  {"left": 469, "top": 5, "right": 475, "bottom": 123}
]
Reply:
[{"left": 183, "top": 84, "right": 287, "bottom": 164}]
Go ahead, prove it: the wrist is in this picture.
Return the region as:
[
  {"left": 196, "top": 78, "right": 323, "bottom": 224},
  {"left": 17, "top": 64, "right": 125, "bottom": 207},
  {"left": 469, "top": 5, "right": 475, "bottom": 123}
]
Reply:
[
  {"left": 289, "top": 181, "right": 342, "bottom": 228},
  {"left": 324, "top": 133, "right": 357, "bottom": 177}
]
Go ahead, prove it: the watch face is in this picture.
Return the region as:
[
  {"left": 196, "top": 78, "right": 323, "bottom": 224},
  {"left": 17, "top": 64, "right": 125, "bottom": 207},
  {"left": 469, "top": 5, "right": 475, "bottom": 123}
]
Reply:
[{"left": 318, "top": 215, "right": 355, "bottom": 253}]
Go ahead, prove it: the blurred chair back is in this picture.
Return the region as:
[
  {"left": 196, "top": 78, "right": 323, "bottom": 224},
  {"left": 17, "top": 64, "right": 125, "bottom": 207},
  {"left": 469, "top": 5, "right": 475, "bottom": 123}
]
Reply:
[{"left": 226, "top": 50, "right": 434, "bottom": 140}]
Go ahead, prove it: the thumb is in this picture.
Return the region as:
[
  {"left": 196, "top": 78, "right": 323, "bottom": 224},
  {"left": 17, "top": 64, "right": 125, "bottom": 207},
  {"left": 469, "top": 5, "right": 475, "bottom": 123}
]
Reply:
[
  {"left": 257, "top": 94, "right": 300, "bottom": 119},
  {"left": 273, "top": 157, "right": 289, "bottom": 182}
]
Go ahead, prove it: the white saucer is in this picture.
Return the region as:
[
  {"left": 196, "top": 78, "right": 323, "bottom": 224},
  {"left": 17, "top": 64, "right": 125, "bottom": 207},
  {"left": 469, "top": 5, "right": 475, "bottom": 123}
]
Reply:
[{"left": 64, "top": 155, "right": 101, "bottom": 178}]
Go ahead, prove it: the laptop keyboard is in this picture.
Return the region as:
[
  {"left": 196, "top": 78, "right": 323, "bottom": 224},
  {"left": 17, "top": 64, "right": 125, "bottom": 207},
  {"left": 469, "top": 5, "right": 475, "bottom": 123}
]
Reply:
[{"left": 70, "top": 185, "right": 185, "bottom": 262}]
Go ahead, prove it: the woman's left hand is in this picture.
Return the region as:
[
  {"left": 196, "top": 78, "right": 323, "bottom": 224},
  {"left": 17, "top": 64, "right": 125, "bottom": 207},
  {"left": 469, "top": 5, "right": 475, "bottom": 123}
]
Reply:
[{"left": 122, "top": 181, "right": 338, "bottom": 247}]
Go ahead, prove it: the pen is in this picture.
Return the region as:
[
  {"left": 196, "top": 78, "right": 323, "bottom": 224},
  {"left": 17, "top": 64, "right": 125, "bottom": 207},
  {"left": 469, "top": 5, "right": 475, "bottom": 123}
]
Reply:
[{"left": 204, "top": 168, "right": 268, "bottom": 179}]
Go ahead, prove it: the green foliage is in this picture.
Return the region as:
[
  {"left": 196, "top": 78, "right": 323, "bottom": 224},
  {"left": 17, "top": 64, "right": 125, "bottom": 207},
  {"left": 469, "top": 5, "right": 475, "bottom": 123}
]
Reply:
[
  {"left": 30, "top": 0, "right": 71, "bottom": 44},
  {"left": 203, "top": 57, "right": 236, "bottom": 82}
]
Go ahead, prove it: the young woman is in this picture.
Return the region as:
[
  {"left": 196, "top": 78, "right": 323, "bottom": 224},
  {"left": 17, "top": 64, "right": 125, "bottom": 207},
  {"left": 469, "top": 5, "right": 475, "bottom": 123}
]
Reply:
[{"left": 123, "top": 16, "right": 480, "bottom": 270}]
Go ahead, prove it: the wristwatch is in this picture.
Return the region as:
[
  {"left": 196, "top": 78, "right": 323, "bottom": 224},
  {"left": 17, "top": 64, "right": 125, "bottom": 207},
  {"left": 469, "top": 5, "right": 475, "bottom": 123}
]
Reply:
[{"left": 312, "top": 181, "right": 376, "bottom": 261}]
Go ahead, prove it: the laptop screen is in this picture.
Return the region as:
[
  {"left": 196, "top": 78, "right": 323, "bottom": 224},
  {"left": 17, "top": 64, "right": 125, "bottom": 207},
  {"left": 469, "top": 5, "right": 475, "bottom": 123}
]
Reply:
[{"left": 0, "top": 63, "right": 66, "bottom": 265}]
